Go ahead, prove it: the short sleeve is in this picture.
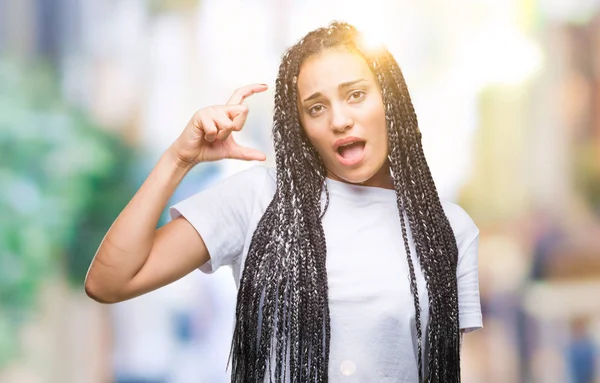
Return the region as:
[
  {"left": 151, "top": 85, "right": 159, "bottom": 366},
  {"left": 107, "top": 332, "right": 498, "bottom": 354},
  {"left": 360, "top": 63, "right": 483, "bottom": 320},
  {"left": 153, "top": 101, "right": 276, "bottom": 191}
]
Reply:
[
  {"left": 457, "top": 231, "right": 483, "bottom": 333},
  {"left": 169, "top": 165, "right": 271, "bottom": 274},
  {"left": 441, "top": 201, "right": 483, "bottom": 333}
]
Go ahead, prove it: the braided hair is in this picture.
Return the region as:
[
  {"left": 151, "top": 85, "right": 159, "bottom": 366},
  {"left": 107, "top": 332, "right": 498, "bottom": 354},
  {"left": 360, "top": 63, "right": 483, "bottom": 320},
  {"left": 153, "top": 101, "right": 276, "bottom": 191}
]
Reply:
[{"left": 230, "top": 21, "right": 461, "bottom": 382}]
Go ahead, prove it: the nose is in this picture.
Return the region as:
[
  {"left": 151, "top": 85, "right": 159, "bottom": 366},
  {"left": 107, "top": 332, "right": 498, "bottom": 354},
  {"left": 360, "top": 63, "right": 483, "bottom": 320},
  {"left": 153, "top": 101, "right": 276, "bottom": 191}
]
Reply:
[{"left": 330, "top": 104, "right": 353, "bottom": 133}]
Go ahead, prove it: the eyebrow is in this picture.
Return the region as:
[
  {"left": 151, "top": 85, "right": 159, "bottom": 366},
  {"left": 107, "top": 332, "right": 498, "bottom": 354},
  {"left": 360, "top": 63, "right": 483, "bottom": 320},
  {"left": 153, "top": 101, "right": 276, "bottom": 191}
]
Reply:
[{"left": 302, "top": 78, "right": 367, "bottom": 103}]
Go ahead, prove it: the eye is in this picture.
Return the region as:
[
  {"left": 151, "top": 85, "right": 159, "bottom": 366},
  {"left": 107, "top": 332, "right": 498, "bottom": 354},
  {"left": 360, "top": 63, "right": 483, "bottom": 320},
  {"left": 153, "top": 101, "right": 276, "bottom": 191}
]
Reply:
[
  {"left": 348, "top": 90, "right": 366, "bottom": 102},
  {"left": 308, "top": 104, "right": 325, "bottom": 116}
]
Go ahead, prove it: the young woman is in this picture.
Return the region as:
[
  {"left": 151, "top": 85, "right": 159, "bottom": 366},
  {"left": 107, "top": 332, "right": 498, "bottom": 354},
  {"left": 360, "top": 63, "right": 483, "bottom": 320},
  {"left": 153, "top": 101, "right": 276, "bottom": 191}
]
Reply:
[{"left": 85, "top": 21, "right": 482, "bottom": 382}]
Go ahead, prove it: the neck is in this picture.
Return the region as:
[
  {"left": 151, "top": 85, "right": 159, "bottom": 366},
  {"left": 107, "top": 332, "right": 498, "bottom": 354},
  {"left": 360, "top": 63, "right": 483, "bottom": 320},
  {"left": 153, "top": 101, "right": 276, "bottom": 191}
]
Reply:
[
  {"left": 327, "top": 163, "right": 394, "bottom": 190},
  {"left": 359, "top": 163, "right": 394, "bottom": 189}
]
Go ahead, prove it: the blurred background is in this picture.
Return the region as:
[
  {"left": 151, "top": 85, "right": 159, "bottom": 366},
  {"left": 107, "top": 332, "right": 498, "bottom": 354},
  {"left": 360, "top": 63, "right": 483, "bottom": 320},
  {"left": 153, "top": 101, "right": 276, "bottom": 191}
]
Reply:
[{"left": 1, "top": 0, "right": 600, "bottom": 382}]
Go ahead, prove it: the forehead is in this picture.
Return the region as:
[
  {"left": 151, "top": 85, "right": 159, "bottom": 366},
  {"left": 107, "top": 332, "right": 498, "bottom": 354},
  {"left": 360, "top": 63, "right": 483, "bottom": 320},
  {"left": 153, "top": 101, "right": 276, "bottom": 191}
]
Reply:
[{"left": 297, "top": 49, "right": 375, "bottom": 95}]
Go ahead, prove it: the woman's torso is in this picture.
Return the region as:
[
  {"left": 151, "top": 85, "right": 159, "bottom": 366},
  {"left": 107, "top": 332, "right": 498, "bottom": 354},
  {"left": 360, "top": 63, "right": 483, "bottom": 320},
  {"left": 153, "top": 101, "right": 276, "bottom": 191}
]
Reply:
[{"left": 233, "top": 168, "right": 430, "bottom": 382}]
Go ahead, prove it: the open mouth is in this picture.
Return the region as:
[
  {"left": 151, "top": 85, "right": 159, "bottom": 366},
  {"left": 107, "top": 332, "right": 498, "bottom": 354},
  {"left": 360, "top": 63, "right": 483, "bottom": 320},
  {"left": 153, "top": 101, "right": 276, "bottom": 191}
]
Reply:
[{"left": 336, "top": 141, "right": 366, "bottom": 166}]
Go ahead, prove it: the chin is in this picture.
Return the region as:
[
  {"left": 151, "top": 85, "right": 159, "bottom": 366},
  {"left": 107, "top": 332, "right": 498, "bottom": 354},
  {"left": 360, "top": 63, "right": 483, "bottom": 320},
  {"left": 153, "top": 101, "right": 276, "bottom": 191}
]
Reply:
[{"left": 332, "top": 165, "right": 380, "bottom": 184}]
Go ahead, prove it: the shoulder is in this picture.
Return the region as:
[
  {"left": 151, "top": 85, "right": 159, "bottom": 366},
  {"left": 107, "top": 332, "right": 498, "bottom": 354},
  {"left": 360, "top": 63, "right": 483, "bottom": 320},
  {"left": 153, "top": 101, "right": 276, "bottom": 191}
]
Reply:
[
  {"left": 172, "top": 164, "right": 276, "bottom": 216},
  {"left": 216, "top": 164, "right": 276, "bottom": 193},
  {"left": 226, "top": 164, "right": 275, "bottom": 182},
  {"left": 439, "top": 199, "right": 479, "bottom": 249},
  {"left": 220, "top": 164, "right": 277, "bottom": 211}
]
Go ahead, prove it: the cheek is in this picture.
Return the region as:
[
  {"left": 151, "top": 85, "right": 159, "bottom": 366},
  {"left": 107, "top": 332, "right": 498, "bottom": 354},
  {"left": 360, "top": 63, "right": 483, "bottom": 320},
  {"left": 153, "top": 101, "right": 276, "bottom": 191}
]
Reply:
[
  {"left": 370, "top": 103, "right": 388, "bottom": 142},
  {"left": 302, "top": 123, "right": 329, "bottom": 154},
  {"left": 303, "top": 119, "right": 324, "bottom": 142},
  {"left": 362, "top": 94, "right": 386, "bottom": 126}
]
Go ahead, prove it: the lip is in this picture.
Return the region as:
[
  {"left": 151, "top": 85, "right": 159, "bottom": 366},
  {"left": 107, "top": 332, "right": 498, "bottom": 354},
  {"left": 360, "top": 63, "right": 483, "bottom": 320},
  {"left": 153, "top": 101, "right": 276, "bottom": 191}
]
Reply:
[
  {"left": 333, "top": 136, "right": 366, "bottom": 152},
  {"left": 333, "top": 136, "right": 367, "bottom": 167}
]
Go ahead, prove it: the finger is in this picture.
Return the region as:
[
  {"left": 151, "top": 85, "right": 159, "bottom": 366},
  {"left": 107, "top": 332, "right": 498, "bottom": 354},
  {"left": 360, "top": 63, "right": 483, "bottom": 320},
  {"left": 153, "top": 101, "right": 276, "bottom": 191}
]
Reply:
[
  {"left": 208, "top": 106, "right": 244, "bottom": 141},
  {"left": 219, "top": 104, "right": 249, "bottom": 123},
  {"left": 211, "top": 105, "right": 250, "bottom": 141},
  {"left": 230, "top": 105, "right": 249, "bottom": 132},
  {"left": 227, "top": 144, "right": 267, "bottom": 161},
  {"left": 216, "top": 127, "right": 232, "bottom": 142},
  {"left": 226, "top": 83, "right": 268, "bottom": 105},
  {"left": 226, "top": 138, "right": 266, "bottom": 161},
  {"left": 199, "top": 115, "right": 218, "bottom": 142},
  {"left": 210, "top": 109, "right": 236, "bottom": 141}
]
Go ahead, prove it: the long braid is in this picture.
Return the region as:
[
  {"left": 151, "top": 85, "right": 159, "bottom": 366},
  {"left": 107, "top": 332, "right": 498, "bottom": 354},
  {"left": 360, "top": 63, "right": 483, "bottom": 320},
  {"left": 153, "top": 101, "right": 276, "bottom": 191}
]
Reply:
[
  {"left": 382, "top": 55, "right": 438, "bottom": 379},
  {"left": 230, "top": 21, "right": 461, "bottom": 382},
  {"left": 377, "top": 50, "right": 461, "bottom": 380}
]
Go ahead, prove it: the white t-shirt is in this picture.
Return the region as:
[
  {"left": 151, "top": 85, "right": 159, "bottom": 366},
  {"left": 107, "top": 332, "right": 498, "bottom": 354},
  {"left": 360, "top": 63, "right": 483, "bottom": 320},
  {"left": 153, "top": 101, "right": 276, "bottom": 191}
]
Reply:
[{"left": 170, "top": 165, "right": 483, "bottom": 382}]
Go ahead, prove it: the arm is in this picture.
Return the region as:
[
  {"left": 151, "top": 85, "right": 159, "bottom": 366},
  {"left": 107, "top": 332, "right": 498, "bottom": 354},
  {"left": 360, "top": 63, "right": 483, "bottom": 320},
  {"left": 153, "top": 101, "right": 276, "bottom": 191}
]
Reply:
[
  {"left": 84, "top": 83, "right": 269, "bottom": 304},
  {"left": 84, "top": 150, "right": 209, "bottom": 303}
]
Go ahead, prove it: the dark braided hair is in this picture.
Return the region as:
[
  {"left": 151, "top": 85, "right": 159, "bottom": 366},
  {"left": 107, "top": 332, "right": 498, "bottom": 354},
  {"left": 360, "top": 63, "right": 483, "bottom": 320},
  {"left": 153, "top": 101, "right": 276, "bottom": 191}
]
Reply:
[{"left": 230, "top": 21, "right": 461, "bottom": 382}]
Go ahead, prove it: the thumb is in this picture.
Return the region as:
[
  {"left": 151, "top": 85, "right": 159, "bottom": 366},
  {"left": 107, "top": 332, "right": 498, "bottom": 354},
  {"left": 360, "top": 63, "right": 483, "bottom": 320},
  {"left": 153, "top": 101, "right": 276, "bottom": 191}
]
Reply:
[{"left": 226, "top": 142, "right": 266, "bottom": 161}]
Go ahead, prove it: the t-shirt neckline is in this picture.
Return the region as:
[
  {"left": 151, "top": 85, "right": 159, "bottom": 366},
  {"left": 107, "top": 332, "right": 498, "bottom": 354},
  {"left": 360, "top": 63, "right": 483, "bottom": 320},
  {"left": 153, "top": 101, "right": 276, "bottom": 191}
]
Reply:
[{"left": 324, "top": 176, "right": 397, "bottom": 203}]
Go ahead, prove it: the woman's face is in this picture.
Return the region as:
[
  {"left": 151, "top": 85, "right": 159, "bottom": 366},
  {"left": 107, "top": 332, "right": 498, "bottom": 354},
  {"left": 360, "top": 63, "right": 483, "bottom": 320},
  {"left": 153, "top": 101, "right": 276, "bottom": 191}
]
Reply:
[{"left": 297, "top": 48, "right": 391, "bottom": 188}]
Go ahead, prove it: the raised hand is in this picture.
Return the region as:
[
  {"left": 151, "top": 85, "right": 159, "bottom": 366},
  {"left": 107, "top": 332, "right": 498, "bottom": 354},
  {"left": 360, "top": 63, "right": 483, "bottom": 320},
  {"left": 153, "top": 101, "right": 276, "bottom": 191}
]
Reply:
[{"left": 169, "top": 83, "right": 268, "bottom": 167}]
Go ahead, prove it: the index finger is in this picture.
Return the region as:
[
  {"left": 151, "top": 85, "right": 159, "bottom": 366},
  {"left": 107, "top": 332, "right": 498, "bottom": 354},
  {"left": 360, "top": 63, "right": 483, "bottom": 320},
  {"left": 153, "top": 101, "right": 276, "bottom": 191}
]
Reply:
[{"left": 226, "top": 83, "right": 268, "bottom": 105}]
